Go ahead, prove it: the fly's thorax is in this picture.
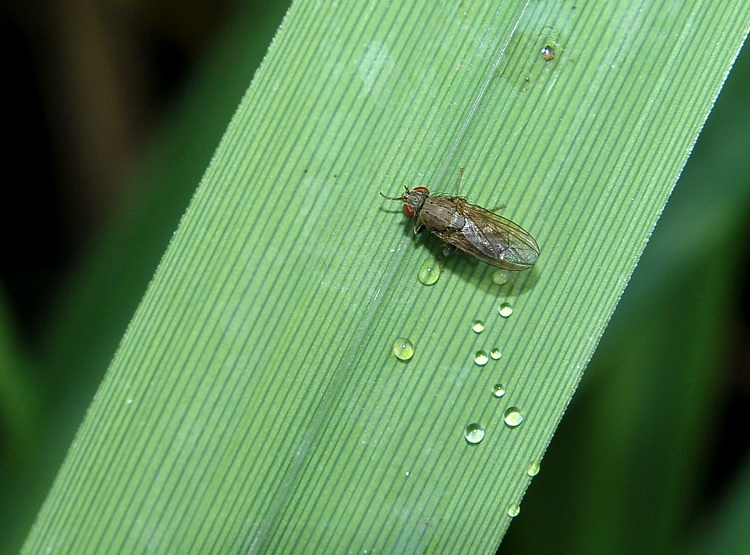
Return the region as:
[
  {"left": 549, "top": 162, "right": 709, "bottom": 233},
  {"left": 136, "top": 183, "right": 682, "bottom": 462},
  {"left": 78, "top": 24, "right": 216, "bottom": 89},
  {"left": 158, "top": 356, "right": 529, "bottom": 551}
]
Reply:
[
  {"left": 419, "top": 196, "right": 466, "bottom": 232},
  {"left": 402, "top": 187, "right": 429, "bottom": 218}
]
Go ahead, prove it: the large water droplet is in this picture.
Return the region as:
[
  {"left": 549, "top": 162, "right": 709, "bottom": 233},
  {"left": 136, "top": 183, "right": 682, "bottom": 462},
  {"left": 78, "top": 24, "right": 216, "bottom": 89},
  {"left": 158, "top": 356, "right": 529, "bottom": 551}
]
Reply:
[
  {"left": 503, "top": 407, "right": 524, "bottom": 428},
  {"left": 498, "top": 303, "right": 513, "bottom": 318},
  {"left": 507, "top": 503, "right": 521, "bottom": 518},
  {"left": 464, "top": 423, "right": 485, "bottom": 444},
  {"left": 474, "top": 351, "right": 489, "bottom": 366},
  {"left": 472, "top": 320, "right": 485, "bottom": 333},
  {"left": 526, "top": 461, "right": 540, "bottom": 477},
  {"left": 392, "top": 337, "right": 415, "bottom": 361},
  {"left": 490, "top": 348, "right": 502, "bottom": 360},
  {"left": 418, "top": 257, "right": 441, "bottom": 285},
  {"left": 492, "top": 270, "right": 509, "bottom": 285}
]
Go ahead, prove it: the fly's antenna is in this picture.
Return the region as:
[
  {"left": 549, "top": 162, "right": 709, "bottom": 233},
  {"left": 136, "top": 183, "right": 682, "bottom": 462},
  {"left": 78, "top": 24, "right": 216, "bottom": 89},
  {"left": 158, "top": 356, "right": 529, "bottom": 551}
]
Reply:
[
  {"left": 379, "top": 184, "right": 409, "bottom": 201},
  {"left": 379, "top": 191, "right": 403, "bottom": 201}
]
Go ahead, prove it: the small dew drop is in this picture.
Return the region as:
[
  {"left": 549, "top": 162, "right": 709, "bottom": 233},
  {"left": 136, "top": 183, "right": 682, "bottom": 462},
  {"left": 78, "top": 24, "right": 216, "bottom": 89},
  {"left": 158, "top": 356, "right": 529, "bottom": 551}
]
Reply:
[
  {"left": 472, "top": 320, "right": 485, "bottom": 333},
  {"left": 490, "top": 348, "right": 502, "bottom": 360},
  {"left": 492, "top": 270, "right": 509, "bottom": 285},
  {"left": 504, "top": 407, "right": 525, "bottom": 428},
  {"left": 474, "top": 351, "right": 489, "bottom": 366},
  {"left": 392, "top": 337, "right": 415, "bottom": 361},
  {"left": 464, "top": 423, "right": 485, "bottom": 444},
  {"left": 418, "top": 257, "right": 441, "bottom": 286},
  {"left": 498, "top": 302, "right": 514, "bottom": 318},
  {"left": 492, "top": 384, "right": 506, "bottom": 398},
  {"left": 507, "top": 503, "right": 521, "bottom": 518},
  {"left": 405, "top": 471, "right": 411, "bottom": 477},
  {"left": 526, "top": 461, "right": 541, "bottom": 477}
]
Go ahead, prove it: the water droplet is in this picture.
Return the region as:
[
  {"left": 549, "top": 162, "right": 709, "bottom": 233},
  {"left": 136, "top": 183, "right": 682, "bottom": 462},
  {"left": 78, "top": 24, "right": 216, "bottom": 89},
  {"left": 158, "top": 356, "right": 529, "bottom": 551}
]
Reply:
[
  {"left": 490, "top": 348, "right": 502, "bottom": 360},
  {"left": 492, "top": 270, "right": 509, "bottom": 285},
  {"left": 541, "top": 45, "right": 556, "bottom": 61},
  {"left": 503, "top": 407, "right": 524, "bottom": 428},
  {"left": 526, "top": 461, "right": 540, "bottom": 477},
  {"left": 472, "top": 320, "right": 485, "bottom": 333},
  {"left": 405, "top": 471, "right": 411, "bottom": 477},
  {"left": 507, "top": 503, "right": 521, "bottom": 518},
  {"left": 392, "top": 337, "right": 415, "bottom": 361},
  {"left": 492, "top": 384, "right": 506, "bottom": 398},
  {"left": 498, "top": 302, "right": 513, "bottom": 318},
  {"left": 418, "top": 257, "right": 441, "bottom": 285},
  {"left": 474, "top": 351, "right": 489, "bottom": 366},
  {"left": 464, "top": 423, "right": 485, "bottom": 444}
]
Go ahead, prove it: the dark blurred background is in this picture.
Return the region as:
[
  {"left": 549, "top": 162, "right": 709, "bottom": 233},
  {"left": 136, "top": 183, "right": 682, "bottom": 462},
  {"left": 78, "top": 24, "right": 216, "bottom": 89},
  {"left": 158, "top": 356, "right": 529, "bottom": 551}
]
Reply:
[
  {"left": 0, "top": 1, "right": 293, "bottom": 550},
  {"left": 2, "top": 0, "right": 245, "bottom": 337},
  {"left": 1, "top": 1, "right": 748, "bottom": 553}
]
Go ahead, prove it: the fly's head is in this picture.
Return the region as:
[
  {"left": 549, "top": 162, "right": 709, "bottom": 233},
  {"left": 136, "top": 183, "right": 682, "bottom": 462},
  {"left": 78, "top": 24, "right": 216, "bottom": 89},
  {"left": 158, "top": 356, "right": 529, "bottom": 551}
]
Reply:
[{"left": 380, "top": 186, "right": 429, "bottom": 219}]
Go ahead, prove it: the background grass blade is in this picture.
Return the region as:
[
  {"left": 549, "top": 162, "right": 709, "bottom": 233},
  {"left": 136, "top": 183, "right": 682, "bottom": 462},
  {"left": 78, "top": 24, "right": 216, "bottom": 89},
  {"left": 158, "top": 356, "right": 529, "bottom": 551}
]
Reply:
[{"left": 22, "top": 0, "right": 749, "bottom": 552}]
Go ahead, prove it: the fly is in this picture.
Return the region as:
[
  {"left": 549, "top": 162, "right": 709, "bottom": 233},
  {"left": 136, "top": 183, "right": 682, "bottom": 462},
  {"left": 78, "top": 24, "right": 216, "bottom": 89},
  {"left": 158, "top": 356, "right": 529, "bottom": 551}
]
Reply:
[{"left": 380, "top": 168, "right": 539, "bottom": 271}]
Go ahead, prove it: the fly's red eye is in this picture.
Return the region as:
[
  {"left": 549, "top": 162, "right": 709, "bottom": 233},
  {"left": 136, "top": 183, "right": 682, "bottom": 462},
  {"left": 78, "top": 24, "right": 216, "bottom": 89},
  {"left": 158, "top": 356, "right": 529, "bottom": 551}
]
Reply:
[
  {"left": 403, "top": 204, "right": 416, "bottom": 218},
  {"left": 414, "top": 186, "right": 430, "bottom": 194}
]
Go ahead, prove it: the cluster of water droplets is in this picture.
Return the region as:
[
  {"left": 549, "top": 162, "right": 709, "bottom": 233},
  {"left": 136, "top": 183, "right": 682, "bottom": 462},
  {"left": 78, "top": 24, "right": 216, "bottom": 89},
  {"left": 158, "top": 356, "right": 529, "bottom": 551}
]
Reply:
[
  {"left": 391, "top": 271, "right": 527, "bottom": 442},
  {"left": 388, "top": 251, "right": 539, "bottom": 520}
]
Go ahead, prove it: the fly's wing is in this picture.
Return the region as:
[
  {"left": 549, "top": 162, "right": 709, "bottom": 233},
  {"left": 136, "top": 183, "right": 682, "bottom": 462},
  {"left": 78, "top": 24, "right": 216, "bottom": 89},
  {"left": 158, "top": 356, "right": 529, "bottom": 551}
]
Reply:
[{"left": 432, "top": 202, "right": 540, "bottom": 271}]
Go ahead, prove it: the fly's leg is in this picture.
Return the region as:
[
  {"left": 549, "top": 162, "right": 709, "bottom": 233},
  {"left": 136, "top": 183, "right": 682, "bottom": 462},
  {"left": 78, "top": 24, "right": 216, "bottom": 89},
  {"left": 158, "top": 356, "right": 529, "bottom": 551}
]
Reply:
[
  {"left": 456, "top": 166, "right": 504, "bottom": 211},
  {"left": 454, "top": 167, "right": 465, "bottom": 194},
  {"left": 455, "top": 168, "right": 505, "bottom": 212},
  {"left": 440, "top": 243, "right": 477, "bottom": 268}
]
